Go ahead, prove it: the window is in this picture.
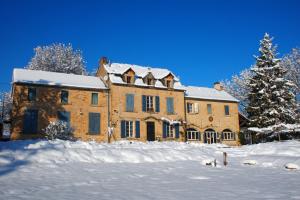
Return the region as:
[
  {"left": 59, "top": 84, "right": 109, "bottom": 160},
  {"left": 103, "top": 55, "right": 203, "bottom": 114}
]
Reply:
[
  {"left": 28, "top": 88, "right": 36, "bottom": 101},
  {"left": 125, "top": 121, "right": 133, "bottom": 138},
  {"left": 187, "top": 103, "right": 193, "bottom": 113},
  {"left": 166, "top": 97, "right": 174, "bottom": 114},
  {"left": 187, "top": 129, "right": 200, "bottom": 140},
  {"left": 91, "top": 93, "right": 98, "bottom": 105},
  {"left": 61, "top": 90, "right": 69, "bottom": 104},
  {"left": 224, "top": 105, "right": 230, "bottom": 115},
  {"left": 146, "top": 96, "right": 154, "bottom": 112},
  {"left": 166, "top": 80, "right": 171, "bottom": 88},
  {"left": 166, "top": 123, "right": 174, "bottom": 138},
  {"left": 126, "top": 76, "right": 132, "bottom": 84},
  {"left": 147, "top": 78, "right": 153, "bottom": 85},
  {"left": 207, "top": 104, "right": 212, "bottom": 114},
  {"left": 89, "top": 113, "right": 100, "bottom": 134},
  {"left": 222, "top": 130, "right": 234, "bottom": 140},
  {"left": 126, "top": 94, "right": 134, "bottom": 112}
]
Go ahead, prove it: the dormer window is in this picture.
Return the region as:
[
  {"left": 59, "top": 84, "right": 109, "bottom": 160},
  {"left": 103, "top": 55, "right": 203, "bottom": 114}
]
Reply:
[
  {"left": 166, "top": 80, "right": 171, "bottom": 88},
  {"left": 147, "top": 78, "right": 154, "bottom": 85},
  {"left": 126, "top": 76, "right": 132, "bottom": 84}
]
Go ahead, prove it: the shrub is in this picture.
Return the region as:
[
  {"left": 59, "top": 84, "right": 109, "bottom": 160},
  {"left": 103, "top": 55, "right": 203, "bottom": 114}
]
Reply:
[{"left": 44, "top": 120, "right": 74, "bottom": 140}]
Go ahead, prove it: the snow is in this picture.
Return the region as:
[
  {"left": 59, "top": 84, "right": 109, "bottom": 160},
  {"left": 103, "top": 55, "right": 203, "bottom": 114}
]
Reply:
[
  {"left": 0, "top": 140, "right": 300, "bottom": 200},
  {"left": 13, "top": 69, "right": 107, "bottom": 89},
  {"left": 104, "top": 63, "right": 179, "bottom": 81},
  {"left": 185, "top": 86, "right": 239, "bottom": 102}
]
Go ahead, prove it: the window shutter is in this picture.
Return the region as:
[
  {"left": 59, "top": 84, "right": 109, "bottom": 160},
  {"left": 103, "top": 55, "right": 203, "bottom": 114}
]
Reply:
[
  {"left": 121, "top": 120, "right": 126, "bottom": 138},
  {"left": 126, "top": 94, "right": 134, "bottom": 112},
  {"left": 233, "top": 132, "right": 236, "bottom": 140},
  {"left": 167, "top": 98, "right": 174, "bottom": 114},
  {"left": 58, "top": 111, "right": 71, "bottom": 127},
  {"left": 155, "top": 96, "right": 160, "bottom": 112},
  {"left": 194, "top": 103, "right": 199, "bottom": 113},
  {"left": 142, "top": 95, "right": 146, "bottom": 112},
  {"left": 89, "top": 113, "right": 100, "bottom": 134},
  {"left": 162, "top": 122, "right": 167, "bottom": 138},
  {"left": 198, "top": 132, "right": 201, "bottom": 141},
  {"left": 23, "top": 110, "right": 38, "bottom": 134},
  {"left": 135, "top": 121, "right": 140, "bottom": 138},
  {"left": 175, "top": 124, "right": 179, "bottom": 138},
  {"left": 221, "top": 132, "right": 224, "bottom": 140}
]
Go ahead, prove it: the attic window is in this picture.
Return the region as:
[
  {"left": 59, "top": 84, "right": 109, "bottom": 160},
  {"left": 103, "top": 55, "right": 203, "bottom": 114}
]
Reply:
[
  {"left": 126, "top": 76, "right": 132, "bottom": 84},
  {"left": 166, "top": 80, "right": 171, "bottom": 88},
  {"left": 147, "top": 78, "right": 153, "bottom": 85}
]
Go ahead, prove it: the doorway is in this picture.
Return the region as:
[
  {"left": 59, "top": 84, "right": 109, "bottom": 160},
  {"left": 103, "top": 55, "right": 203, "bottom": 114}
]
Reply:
[
  {"left": 204, "top": 129, "right": 217, "bottom": 144},
  {"left": 147, "top": 122, "right": 155, "bottom": 141}
]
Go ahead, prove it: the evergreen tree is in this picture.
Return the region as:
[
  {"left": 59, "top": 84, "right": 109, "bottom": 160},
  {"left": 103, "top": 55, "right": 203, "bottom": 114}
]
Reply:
[{"left": 247, "top": 33, "right": 297, "bottom": 133}]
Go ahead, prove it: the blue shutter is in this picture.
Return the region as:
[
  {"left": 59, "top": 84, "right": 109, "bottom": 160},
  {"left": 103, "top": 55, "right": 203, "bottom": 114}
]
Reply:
[
  {"left": 175, "top": 124, "right": 179, "bottom": 138},
  {"left": 162, "top": 122, "right": 167, "bottom": 138},
  {"left": 28, "top": 88, "right": 36, "bottom": 101},
  {"left": 121, "top": 120, "right": 126, "bottom": 138},
  {"left": 126, "top": 94, "right": 134, "bottom": 112},
  {"left": 167, "top": 98, "right": 174, "bottom": 114},
  {"left": 135, "top": 121, "right": 140, "bottom": 138},
  {"left": 23, "top": 110, "right": 38, "bottom": 134},
  {"left": 142, "top": 95, "right": 146, "bottom": 112},
  {"left": 89, "top": 113, "right": 100, "bottom": 134},
  {"left": 61, "top": 91, "right": 69, "bottom": 104},
  {"left": 155, "top": 96, "right": 160, "bottom": 112},
  {"left": 57, "top": 111, "right": 71, "bottom": 127}
]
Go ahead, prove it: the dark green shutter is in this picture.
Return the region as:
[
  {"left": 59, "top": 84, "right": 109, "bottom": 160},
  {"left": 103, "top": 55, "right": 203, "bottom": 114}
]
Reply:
[
  {"left": 89, "top": 113, "right": 100, "bottom": 134},
  {"left": 23, "top": 109, "right": 38, "bottom": 134},
  {"left": 155, "top": 96, "right": 160, "bottom": 112},
  {"left": 135, "top": 121, "right": 140, "bottom": 138},
  {"left": 175, "top": 124, "right": 179, "bottom": 138},
  {"left": 142, "top": 95, "right": 146, "bottom": 112},
  {"left": 162, "top": 122, "right": 167, "bottom": 138},
  {"left": 121, "top": 120, "right": 126, "bottom": 138}
]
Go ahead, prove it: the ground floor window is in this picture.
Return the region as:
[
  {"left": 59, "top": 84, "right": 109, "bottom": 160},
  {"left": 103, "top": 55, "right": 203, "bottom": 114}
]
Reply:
[
  {"left": 187, "top": 129, "right": 200, "bottom": 140},
  {"left": 166, "top": 123, "right": 174, "bottom": 138},
  {"left": 125, "top": 121, "right": 133, "bottom": 138},
  {"left": 222, "top": 130, "right": 235, "bottom": 140}
]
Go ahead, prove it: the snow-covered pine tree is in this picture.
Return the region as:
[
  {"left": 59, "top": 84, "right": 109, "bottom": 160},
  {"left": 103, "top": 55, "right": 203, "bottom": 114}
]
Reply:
[
  {"left": 247, "top": 33, "right": 297, "bottom": 136},
  {"left": 26, "top": 43, "right": 86, "bottom": 75}
]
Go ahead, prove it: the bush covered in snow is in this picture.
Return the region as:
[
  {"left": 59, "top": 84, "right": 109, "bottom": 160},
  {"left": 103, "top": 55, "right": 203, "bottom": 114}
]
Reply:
[{"left": 44, "top": 120, "right": 74, "bottom": 140}]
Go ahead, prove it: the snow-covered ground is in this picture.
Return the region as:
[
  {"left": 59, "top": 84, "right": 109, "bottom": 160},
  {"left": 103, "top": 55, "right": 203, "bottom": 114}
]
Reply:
[{"left": 0, "top": 140, "right": 300, "bottom": 200}]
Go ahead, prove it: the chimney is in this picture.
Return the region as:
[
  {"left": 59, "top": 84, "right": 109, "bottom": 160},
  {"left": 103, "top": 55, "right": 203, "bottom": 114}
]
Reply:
[
  {"left": 214, "top": 82, "right": 223, "bottom": 91},
  {"left": 99, "top": 57, "right": 109, "bottom": 68}
]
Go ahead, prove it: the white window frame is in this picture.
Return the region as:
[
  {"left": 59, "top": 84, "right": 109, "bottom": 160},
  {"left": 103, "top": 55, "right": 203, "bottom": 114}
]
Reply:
[
  {"left": 187, "top": 130, "right": 199, "bottom": 140},
  {"left": 166, "top": 124, "right": 174, "bottom": 138},
  {"left": 223, "top": 131, "right": 234, "bottom": 140},
  {"left": 125, "top": 121, "right": 134, "bottom": 138},
  {"left": 146, "top": 96, "right": 154, "bottom": 112}
]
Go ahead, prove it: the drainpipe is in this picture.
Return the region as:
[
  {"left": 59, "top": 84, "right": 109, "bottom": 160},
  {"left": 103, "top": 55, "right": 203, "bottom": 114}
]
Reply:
[{"left": 183, "top": 92, "right": 187, "bottom": 142}]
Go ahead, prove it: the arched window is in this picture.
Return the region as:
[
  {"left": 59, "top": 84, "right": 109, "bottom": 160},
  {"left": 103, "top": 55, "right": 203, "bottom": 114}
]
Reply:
[
  {"left": 222, "top": 129, "right": 235, "bottom": 141},
  {"left": 186, "top": 128, "right": 200, "bottom": 140}
]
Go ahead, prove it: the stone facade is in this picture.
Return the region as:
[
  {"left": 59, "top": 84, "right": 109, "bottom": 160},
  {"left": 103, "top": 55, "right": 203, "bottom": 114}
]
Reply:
[{"left": 11, "top": 60, "right": 240, "bottom": 145}]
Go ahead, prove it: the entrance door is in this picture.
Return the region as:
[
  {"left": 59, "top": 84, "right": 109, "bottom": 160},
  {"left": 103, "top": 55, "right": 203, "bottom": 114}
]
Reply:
[
  {"left": 204, "top": 130, "right": 217, "bottom": 144},
  {"left": 147, "top": 122, "right": 155, "bottom": 141}
]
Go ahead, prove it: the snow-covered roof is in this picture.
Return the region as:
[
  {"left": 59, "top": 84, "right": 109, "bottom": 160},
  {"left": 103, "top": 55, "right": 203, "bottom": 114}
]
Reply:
[
  {"left": 104, "top": 62, "right": 185, "bottom": 90},
  {"left": 13, "top": 68, "right": 107, "bottom": 90},
  {"left": 185, "top": 86, "right": 239, "bottom": 102},
  {"left": 104, "top": 63, "right": 179, "bottom": 81}
]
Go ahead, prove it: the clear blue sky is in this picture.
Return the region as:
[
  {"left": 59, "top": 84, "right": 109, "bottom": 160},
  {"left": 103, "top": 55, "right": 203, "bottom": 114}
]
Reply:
[{"left": 0, "top": 0, "right": 299, "bottom": 92}]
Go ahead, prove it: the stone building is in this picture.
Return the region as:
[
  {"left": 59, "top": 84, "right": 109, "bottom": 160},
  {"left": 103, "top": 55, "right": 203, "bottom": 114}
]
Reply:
[{"left": 10, "top": 58, "right": 239, "bottom": 145}]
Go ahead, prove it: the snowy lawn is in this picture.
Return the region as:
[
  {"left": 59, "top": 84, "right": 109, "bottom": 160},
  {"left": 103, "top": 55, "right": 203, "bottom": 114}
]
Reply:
[{"left": 0, "top": 140, "right": 300, "bottom": 200}]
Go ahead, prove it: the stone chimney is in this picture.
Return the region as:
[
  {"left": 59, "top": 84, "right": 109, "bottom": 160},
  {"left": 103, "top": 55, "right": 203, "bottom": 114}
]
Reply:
[
  {"left": 214, "top": 82, "right": 224, "bottom": 91},
  {"left": 99, "top": 57, "right": 109, "bottom": 68}
]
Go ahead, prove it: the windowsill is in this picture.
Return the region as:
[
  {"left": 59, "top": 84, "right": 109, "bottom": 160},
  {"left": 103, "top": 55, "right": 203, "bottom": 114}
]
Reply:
[
  {"left": 223, "top": 139, "right": 235, "bottom": 141},
  {"left": 91, "top": 104, "right": 100, "bottom": 107},
  {"left": 88, "top": 133, "right": 100, "bottom": 135},
  {"left": 187, "top": 113, "right": 199, "bottom": 115},
  {"left": 167, "top": 113, "right": 176, "bottom": 115},
  {"left": 225, "top": 115, "right": 231, "bottom": 117}
]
